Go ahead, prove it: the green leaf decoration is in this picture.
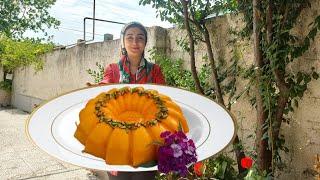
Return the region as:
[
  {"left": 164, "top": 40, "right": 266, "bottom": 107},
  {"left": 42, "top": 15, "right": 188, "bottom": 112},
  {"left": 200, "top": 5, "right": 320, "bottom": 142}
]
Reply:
[
  {"left": 148, "top": 140, "right": 164, "bottom": 147},
  {"left": 178, "top": 121, "right": 183, "bottom": 132},
  {"left": 137, "top": 160, "right": 157, "bottom": 168}
]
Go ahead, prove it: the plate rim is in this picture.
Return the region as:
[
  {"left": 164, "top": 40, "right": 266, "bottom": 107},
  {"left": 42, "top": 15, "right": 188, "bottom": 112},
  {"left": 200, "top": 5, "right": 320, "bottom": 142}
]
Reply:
[{"left": 25, "top": 83, "right": 237, "bottom": 171}]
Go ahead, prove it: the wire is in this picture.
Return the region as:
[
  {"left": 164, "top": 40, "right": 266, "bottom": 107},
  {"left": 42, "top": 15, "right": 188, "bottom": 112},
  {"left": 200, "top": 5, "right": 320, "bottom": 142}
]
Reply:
[{"left": 57, "top": 26, "right": 105, "bottom": 36}]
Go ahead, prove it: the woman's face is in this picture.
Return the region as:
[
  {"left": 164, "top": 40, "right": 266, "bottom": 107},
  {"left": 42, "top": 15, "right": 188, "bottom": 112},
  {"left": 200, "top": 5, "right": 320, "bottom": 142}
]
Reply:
[{"left": 124, "top": 27, "right": 146, "bottom": 59}]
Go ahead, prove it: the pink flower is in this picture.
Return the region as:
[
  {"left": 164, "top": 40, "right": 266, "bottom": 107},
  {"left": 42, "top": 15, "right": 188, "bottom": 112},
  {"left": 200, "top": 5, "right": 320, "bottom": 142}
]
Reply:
[
  {"left": 241, "top": 156, "right": 253, "bottom": 169},
  {"left": 170, "top": 144, "right": 183, "bottom": 158}
]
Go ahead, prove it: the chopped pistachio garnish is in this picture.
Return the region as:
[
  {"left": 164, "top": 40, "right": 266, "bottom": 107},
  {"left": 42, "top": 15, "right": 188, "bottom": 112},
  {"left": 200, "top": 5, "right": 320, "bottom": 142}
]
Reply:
[{"left": 94, "top": 87, "right": 168, "bottom": 130}]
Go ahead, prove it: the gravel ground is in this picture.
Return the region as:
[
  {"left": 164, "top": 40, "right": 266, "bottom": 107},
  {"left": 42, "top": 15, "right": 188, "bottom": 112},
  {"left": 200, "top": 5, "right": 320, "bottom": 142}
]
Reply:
[{"left": 0, "top": 107, "right": 98, "bottom": 180}]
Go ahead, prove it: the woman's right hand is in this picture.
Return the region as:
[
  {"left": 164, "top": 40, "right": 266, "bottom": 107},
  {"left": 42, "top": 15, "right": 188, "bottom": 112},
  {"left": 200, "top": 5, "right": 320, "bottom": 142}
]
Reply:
[
  {"left": 86, "top": 82, "right": 108, "bottom": 87},
  {"left": 86, "top": 82, "right": 94, "bottom": 87},
  {"left": 109, "top": 171, "right": 118, "bottom": 176}
]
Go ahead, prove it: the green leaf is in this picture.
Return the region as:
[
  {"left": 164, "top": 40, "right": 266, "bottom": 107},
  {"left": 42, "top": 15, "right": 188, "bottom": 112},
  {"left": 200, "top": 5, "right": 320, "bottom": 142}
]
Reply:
[
  {"left": 312, "top": 72, "right": 319, "bottom": 79},
  {"left": 220, "top": 161, "right": 228, "bottom": 178},
  {"left": 308, "top": 28, "right": 318, "bottom": 41},
  {"left": 87, "top": 62, "right": 105, "bottom": 83},
  {"left": 148, "top": 140, "right": 164, "bottom": 147},
  {"left": 0, "top": 80, "right": 12, "bottom": 92},
  {"left": 262, "top": 131, "right": 269, "bottom": 140},
  {"left": 178, "top": 121, "right": 183, "bottom": 131},
  {"left": 214, "top": 160, "right": 228, "bottom": 179},
  {"left": 137, "top": 160, "right": 157, "bottom": 168}
]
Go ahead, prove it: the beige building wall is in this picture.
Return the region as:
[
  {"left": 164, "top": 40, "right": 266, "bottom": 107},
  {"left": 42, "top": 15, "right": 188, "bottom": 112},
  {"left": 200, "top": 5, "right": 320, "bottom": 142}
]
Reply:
[{"left": 11, "top": 1, "right": 319, "bottom": 179}]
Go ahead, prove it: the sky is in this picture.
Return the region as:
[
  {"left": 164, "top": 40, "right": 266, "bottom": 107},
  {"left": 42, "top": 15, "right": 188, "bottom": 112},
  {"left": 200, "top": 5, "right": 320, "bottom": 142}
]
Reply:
[{"left": 24, "top": 0, "right": 173, "bottom": 46}]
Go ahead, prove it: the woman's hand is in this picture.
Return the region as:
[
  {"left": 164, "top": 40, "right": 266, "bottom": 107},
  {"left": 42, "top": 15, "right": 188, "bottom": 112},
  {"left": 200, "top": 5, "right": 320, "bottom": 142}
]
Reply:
[
  {"left": 86, "top": 82, "right": 94, "bottom": 87},
  {"left": 109, "top": 171, "right": 118, "bottom": 176},
  {"left": 86, "top": 82, "right": 108, "bottom": 87}
]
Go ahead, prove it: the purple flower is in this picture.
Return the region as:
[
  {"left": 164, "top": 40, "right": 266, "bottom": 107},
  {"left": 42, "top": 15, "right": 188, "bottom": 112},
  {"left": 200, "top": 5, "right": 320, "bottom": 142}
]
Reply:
[
  {"left": 171, "top": 144, "right": 183, "bottom": 157},
  {"left": 184, "top": 145, "right": 195, "bottom": 155},
  {"left": 157, "top": 130, "right": 197, "bottom": 177},
  {"left": 176, "top": 131, "right": 187, "bottom": 139},
  {"left": 160, "top": 131, "right": 171, "bottom": 138}
]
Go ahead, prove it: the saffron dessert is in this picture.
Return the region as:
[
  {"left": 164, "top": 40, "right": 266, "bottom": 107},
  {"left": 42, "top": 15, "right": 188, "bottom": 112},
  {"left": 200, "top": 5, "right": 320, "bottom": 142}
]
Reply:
[{"left": 74, "top": 86, "right": 189, "bottom": 167}]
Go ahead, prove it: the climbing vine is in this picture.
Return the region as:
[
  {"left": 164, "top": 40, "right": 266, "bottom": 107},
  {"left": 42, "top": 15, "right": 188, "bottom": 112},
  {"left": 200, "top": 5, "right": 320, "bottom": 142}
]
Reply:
[{"left": 234, "top": 0, "right": 320, "bottom": 174}]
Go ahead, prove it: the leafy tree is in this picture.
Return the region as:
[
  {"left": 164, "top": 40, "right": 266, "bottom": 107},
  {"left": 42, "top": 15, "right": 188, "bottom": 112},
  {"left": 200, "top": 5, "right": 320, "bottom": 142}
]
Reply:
[
  {"left": 141, "top": 0, "right": 320, "bottom": 178},
  {"left": 0, "top": 0, "right": 60, "bottom": 38},
  {"left": 0, "top": 35, "right": 54, "bottom": 85},
  {"left": 0, "top": 0, "right": 59, "bottom": 90},
  {"left": 235, "top": 0, "right": 320, "bottom": 175},
  {"left": 139, "top": 0, "right": 247, "bottom": 174}
]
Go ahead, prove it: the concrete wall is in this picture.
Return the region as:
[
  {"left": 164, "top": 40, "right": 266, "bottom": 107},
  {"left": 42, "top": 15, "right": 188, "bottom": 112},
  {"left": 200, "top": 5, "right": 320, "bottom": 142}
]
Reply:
[
  {"left": 279, "top": 0, "right": 320, "bottom": 178},
  {"left": 12, "top": 40, "right": 120, "bottom": 111},
  {"left": 10, "top": 0, "right": 320, "bottom": 179}
]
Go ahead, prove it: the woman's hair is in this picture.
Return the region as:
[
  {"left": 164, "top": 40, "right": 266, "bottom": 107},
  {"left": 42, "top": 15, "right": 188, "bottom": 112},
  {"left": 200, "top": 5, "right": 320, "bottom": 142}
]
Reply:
[{"left": 120, "top": 22, "right": 148, "bottom": 55}]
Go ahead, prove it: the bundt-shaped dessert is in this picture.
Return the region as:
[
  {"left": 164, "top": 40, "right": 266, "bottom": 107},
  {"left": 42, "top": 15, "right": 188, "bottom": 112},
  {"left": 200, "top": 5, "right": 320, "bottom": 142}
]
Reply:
[{"left": 74, "top": 86, "right": 189, "bottom": 167}]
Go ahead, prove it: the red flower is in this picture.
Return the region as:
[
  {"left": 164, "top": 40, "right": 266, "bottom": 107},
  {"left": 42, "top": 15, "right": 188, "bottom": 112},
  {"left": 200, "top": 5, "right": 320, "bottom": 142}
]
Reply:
[
  {"left": 241, "top": 157, "right": 253, "bottom": 169},
  {"left": 193, "top": 162, "right": 204, "bottom": 176}
]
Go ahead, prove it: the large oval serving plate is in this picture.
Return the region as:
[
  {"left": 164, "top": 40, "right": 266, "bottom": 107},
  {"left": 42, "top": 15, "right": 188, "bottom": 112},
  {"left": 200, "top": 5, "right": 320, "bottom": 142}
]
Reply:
[{"left": 26, "top": 84, "right": 236, "bottom": 172}]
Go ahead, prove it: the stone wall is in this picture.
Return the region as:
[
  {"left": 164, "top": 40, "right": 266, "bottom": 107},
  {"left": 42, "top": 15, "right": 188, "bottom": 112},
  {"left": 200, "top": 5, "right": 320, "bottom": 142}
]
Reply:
[{"left": 10, "top": 0, "right": 320, "bottom": 179}]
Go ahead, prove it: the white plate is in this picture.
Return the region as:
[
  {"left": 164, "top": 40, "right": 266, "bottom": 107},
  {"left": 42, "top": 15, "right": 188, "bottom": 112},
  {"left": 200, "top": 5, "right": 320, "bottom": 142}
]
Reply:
[{"left": 26, "top": 84, "right": 236, "bottom": 172}]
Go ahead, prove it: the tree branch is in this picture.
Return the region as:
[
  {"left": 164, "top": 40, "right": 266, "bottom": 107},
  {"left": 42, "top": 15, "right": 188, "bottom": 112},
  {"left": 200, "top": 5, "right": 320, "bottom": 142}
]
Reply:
[
  {"left": 253, "top": 0, "right": 272, "bottom": 172},
  {"left": 268, "top": 0, "right": 289, "bottom": 154},
  {"left": 180, "top": 0, "right": 204, "bottom": 94},
  {"left": 205, "top": 0, "right": 210, "bottom": 12},
  {"left": 184, "top": 0, "right": 246, "bottom": 173},
  {"left": 188, "top": 3, "right": 225, "bottom": 105},
  {"left": 169, "top": 0, "right": 197, "bottom": 25},
  {"left": 266, "top": 0, "right": 273, "bottom": 44},
  {"left": 280, "top": 3, "right": 289, "bottom": 29},
  {"left": 203, "top": 25, "right": 225, "bottom": 106},
  {"left": 272, "top": 70, "right": 289, "bottom": 144}
]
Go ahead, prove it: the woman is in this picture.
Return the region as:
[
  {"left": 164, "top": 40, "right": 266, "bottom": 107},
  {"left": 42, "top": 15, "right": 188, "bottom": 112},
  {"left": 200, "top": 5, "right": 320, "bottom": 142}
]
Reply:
[
  {"left": 93, "top": 22, "right": 165, "bottom": 180},
  {"left": 100, "top": 21, "right": 165, "bottom": 85}
]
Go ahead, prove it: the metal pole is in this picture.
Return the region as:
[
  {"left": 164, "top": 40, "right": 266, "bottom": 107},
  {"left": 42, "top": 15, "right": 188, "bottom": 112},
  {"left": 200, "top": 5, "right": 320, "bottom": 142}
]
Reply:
[
  {"left": 64, "top": 0, "right": 126, "bottom": 48},
  {"left": 83, "top": 17, "right": 126, "bottom": 42},
  {"left": 92, "top": 0, "right": 95, "bottom": 41}
]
